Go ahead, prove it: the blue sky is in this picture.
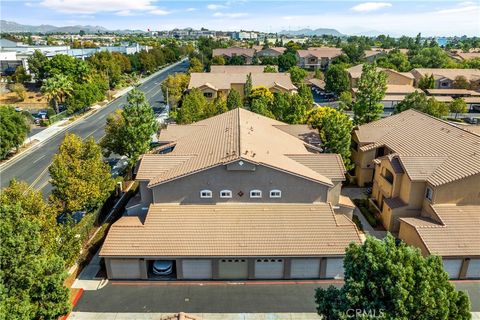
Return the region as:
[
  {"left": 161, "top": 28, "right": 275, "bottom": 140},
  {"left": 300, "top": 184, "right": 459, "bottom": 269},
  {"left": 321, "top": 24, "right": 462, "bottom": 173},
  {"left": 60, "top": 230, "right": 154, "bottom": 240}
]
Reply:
[{"left": 2, "top": 0, "right": 479, "bottom": 36}]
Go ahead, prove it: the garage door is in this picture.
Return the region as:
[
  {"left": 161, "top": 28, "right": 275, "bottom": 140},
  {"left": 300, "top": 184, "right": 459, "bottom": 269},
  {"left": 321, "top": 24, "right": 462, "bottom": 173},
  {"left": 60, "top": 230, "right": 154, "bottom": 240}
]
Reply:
[
  {"left": 291, "top": 259, "right": 320, "bottom": 279},
  {"left": 443, "top": 259, "right": 462, "bottom": 279},
  {"left": 109, "top": 259, "right": 141, "bottom": 279},
  {"left": 219, "top": 259, "right": 248, "bottom": 279},
  {"left": 466, "top": 259, "right": 480, "bottom": 279},
  {"left": 325, "top": 258, "right": 344, "bottom": 279},
  {"left": 182, "top": 259, "right": 212, "bottom": 279},
  {"left": 255, "top": 258, "right": 284, "bottom": 279}
]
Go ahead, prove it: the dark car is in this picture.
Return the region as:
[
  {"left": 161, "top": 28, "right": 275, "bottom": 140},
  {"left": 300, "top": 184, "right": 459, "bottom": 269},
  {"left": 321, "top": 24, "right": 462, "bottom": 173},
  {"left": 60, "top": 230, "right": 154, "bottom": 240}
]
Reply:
[{"left": 56, "top": 210, "right": 87, "bottom": 225}]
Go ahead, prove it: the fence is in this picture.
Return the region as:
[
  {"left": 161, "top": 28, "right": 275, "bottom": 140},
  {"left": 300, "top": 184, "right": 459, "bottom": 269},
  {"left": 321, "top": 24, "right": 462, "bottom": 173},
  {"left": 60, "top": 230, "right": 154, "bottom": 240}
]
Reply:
[{"left": 49, "top": 110, "right": 68, "bottom": 124}]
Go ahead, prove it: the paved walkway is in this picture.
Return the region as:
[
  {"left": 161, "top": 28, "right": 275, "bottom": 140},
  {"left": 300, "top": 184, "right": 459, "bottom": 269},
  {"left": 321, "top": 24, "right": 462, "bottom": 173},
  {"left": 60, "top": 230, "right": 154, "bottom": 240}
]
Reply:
[
  {"left": 69, "top": 312, "right": 322, "bottom": 319},
  {"left": 72, "top": 252, "right": 107, "bottom": 291}
]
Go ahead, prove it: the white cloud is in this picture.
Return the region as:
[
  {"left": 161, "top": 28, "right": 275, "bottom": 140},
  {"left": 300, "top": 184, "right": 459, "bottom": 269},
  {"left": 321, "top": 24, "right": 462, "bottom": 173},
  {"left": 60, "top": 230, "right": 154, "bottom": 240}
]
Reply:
[
  {"left": 39, "top": 0, "right": 174, "bottom": 15},
  {"left": 434, "top": 1, "right": 479, "bottom": 15},
  {"left": 351, "top": 2, "right": 392, "bottom": 12},
  {"left": 151, "top": 9, "right": 172, "bottom": 16},
  {"left": 186, "top": 7, "right": 197, "bottom": 12},
  {"left": 213, "top": 12, "right": 247, "bottom": 18},
  {"left": 207, "top": 4, "right": 227, "bottom": 10}
]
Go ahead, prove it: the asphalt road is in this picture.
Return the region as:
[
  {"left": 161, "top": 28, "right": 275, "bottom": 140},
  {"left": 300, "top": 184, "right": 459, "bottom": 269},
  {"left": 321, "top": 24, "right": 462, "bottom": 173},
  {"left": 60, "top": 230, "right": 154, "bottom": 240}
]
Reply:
[
  {"left": 0, "top": 60, "right": 189, "bottom": 195},
  {"left": 73, "top": 281, "right": 480, "bottom": 313}
]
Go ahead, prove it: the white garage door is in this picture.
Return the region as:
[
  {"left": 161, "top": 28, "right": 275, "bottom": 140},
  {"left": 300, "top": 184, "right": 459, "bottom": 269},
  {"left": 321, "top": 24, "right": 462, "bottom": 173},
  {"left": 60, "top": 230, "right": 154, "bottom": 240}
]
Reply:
[
  {"left": 443, "top": 259, "right": 462, "bottom": 279},
  {"left": 466, "top": 259, "right": 480, "bottom": 279},
  {"left": 219, "top": 259, "right": 248, "bottom": 279},
  {"left": 255, "top": 259, "right": 284, "bottom": 279},
  {"left": 325, "top": 258, "right": 344, "bottom": 279},
  {"left": 182, "top": 259, "right": 212, "bottom": 279},
  {"left": 109, "top": 259, "right": 141, "bottom": 279},
  {"left": 291, "top": 259, "right": 320, "bottom": 279}
]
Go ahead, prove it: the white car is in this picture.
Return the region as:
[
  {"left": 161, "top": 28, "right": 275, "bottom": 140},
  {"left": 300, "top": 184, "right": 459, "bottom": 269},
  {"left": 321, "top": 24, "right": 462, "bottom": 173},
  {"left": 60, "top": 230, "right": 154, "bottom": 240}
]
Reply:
[{"left": 152, "top": 260, "right": 173, "bottom": 276}]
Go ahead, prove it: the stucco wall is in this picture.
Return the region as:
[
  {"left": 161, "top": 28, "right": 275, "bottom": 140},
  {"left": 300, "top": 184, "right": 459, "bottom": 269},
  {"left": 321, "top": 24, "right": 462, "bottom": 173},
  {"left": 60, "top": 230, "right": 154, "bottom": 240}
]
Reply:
[
  {"left": 150, "top": 162, "right": 331, "bottom": 204},
  {"left": 431, "top": 174, "right": 480, "bottom": 205},
  {"left": 398, "top": 222, "right": 429, "bottom": 255}
]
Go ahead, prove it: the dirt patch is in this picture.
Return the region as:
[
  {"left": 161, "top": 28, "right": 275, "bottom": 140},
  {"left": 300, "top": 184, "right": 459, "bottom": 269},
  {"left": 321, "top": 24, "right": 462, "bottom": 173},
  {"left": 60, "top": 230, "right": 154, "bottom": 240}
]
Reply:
[{"left": 0, "top": 88, "right": 48, "bottom": 111}]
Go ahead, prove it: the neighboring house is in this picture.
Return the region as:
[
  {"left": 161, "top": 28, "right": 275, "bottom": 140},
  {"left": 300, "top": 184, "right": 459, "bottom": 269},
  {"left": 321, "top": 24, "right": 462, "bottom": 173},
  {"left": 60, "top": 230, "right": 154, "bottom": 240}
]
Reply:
[
  {"left": 347, "top": 64, "right": 415, "bottom": 88},
  {"left": 256, "top": 47, "right": 286, "bottom": 59},
  {"left": 212, "top": 47, "right": 256, "bottom": 64},
  {"left": 100, "top": 108, "right": 362, "bottom": 281},
  {"left": 411, "top": 68, "right": 480, "bottom": 89},
  {"left": 364, "top": 49, "right": 387, "bottom": 62},
  {"left": 296, "top": 47, "right": 343, "bottom": 70},
  {"left": 348, "top": 64, "right": 417, "bottom": 108},
  {"left": 450, "top": 51, "right": 480, "bottom": 61},
  {"left": 209, "top": 65, "right": 275, "bottom": 73},
  {"left": 188, "top": 72, "right": 297, "bottom": 99},
  {"left": 425, "top": 89, "right": 480, "bottom": 111},
  {"left": 350, "top": 109, "right": 480, "bottom": 279}
]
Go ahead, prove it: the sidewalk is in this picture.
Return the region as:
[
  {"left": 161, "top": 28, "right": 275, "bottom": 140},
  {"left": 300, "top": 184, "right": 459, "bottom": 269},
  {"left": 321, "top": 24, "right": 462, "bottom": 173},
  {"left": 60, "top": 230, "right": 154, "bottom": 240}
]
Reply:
[
  {"left": 71, "top": 252, "right": 107, "bottom": 291},
  {"left": 69, "top": 312, "right": 322, "bottom": 319}
]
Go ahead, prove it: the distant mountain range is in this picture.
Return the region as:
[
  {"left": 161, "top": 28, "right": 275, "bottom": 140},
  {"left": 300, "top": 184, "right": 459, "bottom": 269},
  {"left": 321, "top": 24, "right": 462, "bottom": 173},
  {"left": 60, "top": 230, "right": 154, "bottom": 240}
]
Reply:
[
  {"left": 0, "top": 20, "right": 144, "bottom": 34},
  {"left": 279, "top": 28, "right": 344, "bottom": 37}
]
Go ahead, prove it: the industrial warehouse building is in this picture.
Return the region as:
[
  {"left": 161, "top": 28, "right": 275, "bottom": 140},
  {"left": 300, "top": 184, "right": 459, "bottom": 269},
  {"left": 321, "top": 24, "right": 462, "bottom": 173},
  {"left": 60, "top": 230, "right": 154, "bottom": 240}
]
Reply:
[{"left": 100, "top": 108, "right": 362, "bottom": 280}]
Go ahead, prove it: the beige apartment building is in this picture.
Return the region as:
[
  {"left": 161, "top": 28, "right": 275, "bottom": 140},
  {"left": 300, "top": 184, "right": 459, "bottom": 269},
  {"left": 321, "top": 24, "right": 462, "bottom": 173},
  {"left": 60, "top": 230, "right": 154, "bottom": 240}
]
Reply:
[
  {"left": 100, "top": 108, "right": 361, "bottom": 281},
  {"left": 188, "top": 72, "right": 297, "bottom": 100},
  {"left": 350, "top": 109, "right": 480, "bottom": 279}
]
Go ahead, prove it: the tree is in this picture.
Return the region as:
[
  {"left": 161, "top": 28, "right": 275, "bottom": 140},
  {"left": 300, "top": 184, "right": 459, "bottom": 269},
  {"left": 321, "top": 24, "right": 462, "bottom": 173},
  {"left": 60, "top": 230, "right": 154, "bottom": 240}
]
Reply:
[
  {"left": 325, "top": 64, "right": 350, "bottom": 96},
  {"left": 338, "top": 91, "right": 353, "bottom": 111},
  {"left": 101, "top": 89, "right": 159, "bottom": 165},
  {"left": 188, "top": 57, "right": 204, "bottom": 73},
  {"left": 418, "top": 74, "right": 435, "bottom": 90},
  {"left": 315, "top": 235, "right": 471, "bottom": 320},
  {"left": 226, "top": 89, "right": 242, "bottom": 110},
  {"left": 395, "top": 92, "right": 449, "bottom": 118},
  {"left": 278, "top": 52, "right": 297, "bottom": 72},
  {"left": 288, "top": 66, "right": 308, "bottom": 86},
  {"left": 410, "top": 47, "right": 456, "bottom": 68},
  {"left": 10, "top": 83, "right": 27, "bottom": 101},
  {"left": 248, "top": 86, "right": 275, "bottom": 118},
  {"left": 453, "top": 76, "right": 470, "bottom": 89},
  {"left": 50, "top": 133, "right": 116, "bottom": 212},
  {"left": 298, "top": 84, "right": 314, "bottom": 108},
  {"left": 161, "top": 73, "right": 190, "bottom": 108},
  {"left": 211, "top": 55, "right": 225, "bottom": 65},
  {"left": 13, "top": 66, "right": 31, "bottom": 83},
  {"left": 65, "top": 79, "right": 107, "bottom": 114},
  {"left": 226, "top": 55, "right": 245, "bottom": 65},
  {"left": 314, "top": 69, "right": 324, "bottom": 80},
  {"left": 41, "top": 74, "right": 74, "bottom": 113},
  {"left": 0, "top": 204, "right": 70, "bottom": 320},
  {"left": 306, "top": 107, "right": 353, "bottom": 169},
  {"left": 342, "top": 42, "right": 367, "bottom": 64},
  {"left": 27, "top": 50, "right": 48, "bottom": 83},
  {"left": 44, "top": 54, "right": 90, "bottom": 82},
  {"left": 244, "top": 73, "right": 253, "bottom": 108},
  {"left": 352, "top": 63, "right": 387, "bottom": 125},
  {"left": 88, "top": 51, "right": 131, "bottom": 88},
  {"left": 449, "top": 98, "right": 467, "bottom": 119},
  {"left": 0, "top": 106, "right": 30, "bottom": 159},
  {"left": 263, "top": 65, "right": 277, "bottom": 73},
  {"left": 176, "top": 88, "right": 209, "bottom": 124},
  {"left": 375, "top": 49, "right": 410, "bottom": 72}
]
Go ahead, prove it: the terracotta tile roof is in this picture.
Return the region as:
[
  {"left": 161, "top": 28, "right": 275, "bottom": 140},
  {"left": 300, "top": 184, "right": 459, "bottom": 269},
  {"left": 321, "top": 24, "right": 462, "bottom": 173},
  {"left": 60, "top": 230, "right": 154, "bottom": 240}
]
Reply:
[
  {"left": 348, "top": 64, "right": 415, "bottom": 82},
  {"left": 400, "top": 204, "right": 480, "bottom": 256},
  {"left": 146, "top": 109, "right": 335, "bottom": 188},
  {"left": 212, "top": 47, "right": 255, "bottom": 58},
  {"left": 188, "top": 72, "right": 296, "bottom": 91},
  {"left": 352, "top": 85, "right": 418, "bottom": 95},
  {"left": 157, "top": 125, "right": 205, "bottom": 144},
  {"left": 286, "top": 154, "right": 346, "bottom": 181},
  {"left": 338, "top": 195, "right": 355, "bottom": 208},
  {"left": 426, "top": 89, "right": 480, "bottom": 96},
  {"left": 100, "top": 203, "right": 362, "bottom": 257},
  {"left": 384, "top": 197, "right": 407, "bottom": 209},
  {"left": 412, "top": 68, "right": 480, "bottom": 82},
  {"left": 136, "top": 154, "right": 195, "bottom": 180},
  {"left": 455, "top": 52, "right": 480, "bottom": 60},
  {"left": 273, "top": 124, "right": 322, "bottom": 147},
  {"left": 210, "top": 65, "right": 271, "bottom": 73},
  {"left": 354, "top": 109, "right": 480, "bottom": 186},
  {"left": 258, "top": 47, "right": 286, "bottom": 54},
  {"left": 297, "top": 48, "right": 343, "bottom": 59},
  {"left": 308, "top": 78, "right": 325, "bottom": 90}
]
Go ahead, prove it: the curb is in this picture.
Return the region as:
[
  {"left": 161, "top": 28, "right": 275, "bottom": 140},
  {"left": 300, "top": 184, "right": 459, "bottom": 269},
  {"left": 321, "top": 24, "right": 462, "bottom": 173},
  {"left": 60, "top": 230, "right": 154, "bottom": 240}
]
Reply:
[
  {"left": 60, "top": 288, "right": 84, "bottom": 320},
  {"left": 0, "top": 59, "right": 186, "bottom": 172}
]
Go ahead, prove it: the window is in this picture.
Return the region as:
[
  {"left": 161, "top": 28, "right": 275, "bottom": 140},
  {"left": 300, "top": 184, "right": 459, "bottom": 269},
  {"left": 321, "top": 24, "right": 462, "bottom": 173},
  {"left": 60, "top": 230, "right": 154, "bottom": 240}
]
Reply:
[
  {"left": 203, "top": 92, "right": 213, "bottom": 98},
  {"left": 270, "top": 190, "right": 282, "bottom": 198},
  {"left": 425, "top": 187, "right": 433, "bottom": 201},
  {"left": 441, "top": 82, "right": 449, "bottom": 87},
  {"left": 200, "top": 190, "right": 212, "bottom": 198},
  {"left": 382, "top": 169, "right": 394, "bottom": 184},
  {"left": 220, "top": 190, "right": 232, "bottom": 198},
  {"left": 250, "top": 190, "right": 262, "bottom": 198}
]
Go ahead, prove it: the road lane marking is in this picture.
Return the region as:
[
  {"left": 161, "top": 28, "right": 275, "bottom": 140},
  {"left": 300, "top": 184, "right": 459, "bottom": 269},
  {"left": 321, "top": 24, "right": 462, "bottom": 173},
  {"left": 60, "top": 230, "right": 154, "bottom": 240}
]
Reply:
[
  {"left": 28, "top": 164, "right": 50, "bottom": 191},
  {"left": 32, "top": 154, "right": 46, "bottom": 164}
]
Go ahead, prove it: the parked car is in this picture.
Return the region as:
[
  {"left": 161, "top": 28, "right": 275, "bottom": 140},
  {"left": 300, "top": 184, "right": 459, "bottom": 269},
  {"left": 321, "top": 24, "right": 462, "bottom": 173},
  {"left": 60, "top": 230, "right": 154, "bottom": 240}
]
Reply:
[
  {"left": 152, "top": 260, "right": 173, "bottom": 276},
  {"left": 56, "top": 210, "right": 87, "bottom": 225}
]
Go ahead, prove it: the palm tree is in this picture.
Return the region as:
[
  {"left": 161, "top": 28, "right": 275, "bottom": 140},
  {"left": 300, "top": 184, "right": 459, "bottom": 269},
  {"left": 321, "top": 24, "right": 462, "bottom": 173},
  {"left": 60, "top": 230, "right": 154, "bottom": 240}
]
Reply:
[{"left": 41, "top": 74, "right": 73, "bottom": 113}]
